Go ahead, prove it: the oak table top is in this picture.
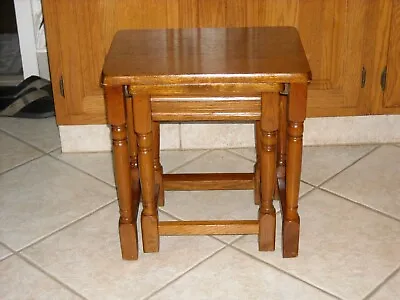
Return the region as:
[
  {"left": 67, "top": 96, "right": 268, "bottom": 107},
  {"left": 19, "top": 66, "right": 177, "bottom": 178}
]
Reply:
[{"left": 102, "top": 27, "right": 311, "bottom": 86}]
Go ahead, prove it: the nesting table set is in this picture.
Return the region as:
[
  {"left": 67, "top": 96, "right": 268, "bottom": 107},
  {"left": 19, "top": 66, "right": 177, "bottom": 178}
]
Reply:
[{"left": 101, "top": 27, "right": 311, "bottom": 260}]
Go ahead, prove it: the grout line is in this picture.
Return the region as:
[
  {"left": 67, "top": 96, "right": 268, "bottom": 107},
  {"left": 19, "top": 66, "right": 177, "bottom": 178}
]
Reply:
[
  {"left": 165, "top": 149, "right": 212, "bottom": 174},
  {"left": 50, "top": 146, "right": 62, "bottom": 153},
  {"left": 158, "top": 208, "right": 182, "bottom": 221},
  {"left": 0, "top": 152, "right": 45, "bottom": 176},
  {"left": 300, "top": 179, "right": 318, "bottom": 188},
  {"left": 15, "top": 200, "right": 117, "bottom": 253},
  {"left": 225, "top": 148, "right": 256, "bottom": 163},
  {"left": 315, "top": 144, "right": 381, "bottom": 188},
  {"left": 0, "top": 127, "right": 57, "bottom": 155},
  {"left": 0, "top": 241, "right": 17, "bottom": 261},
  {"left": 159, "top": 206, "right": 245, "bottom": 247},
  {"left": 363, "top": 265, "right": 400, "bottom": 300},
  {"left": 46, "top": 153, "right": 116, "bottom": 189},
  {"left": 229, "top": 245, "right": 342, "bottom": 300},
  {"left": 297, "top": 186, "right": 317, "bottom": 202},
  {"left": 143, "top": 245, "right": 228, "bottom": 300},
  {"left": 16, "top": 253, "right": 88, "bottom": 300},
  {"left": 219, "top": 234, "right": 244, "bottom": 245},
  {"left": 319, "top": 187, "right": 400, "bottom": 223}
]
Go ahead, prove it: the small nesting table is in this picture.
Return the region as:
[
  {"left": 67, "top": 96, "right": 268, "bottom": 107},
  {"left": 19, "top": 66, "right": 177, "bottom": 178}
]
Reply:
[{"left": 102, "top": 27, "right": 311, "bottom": 260}]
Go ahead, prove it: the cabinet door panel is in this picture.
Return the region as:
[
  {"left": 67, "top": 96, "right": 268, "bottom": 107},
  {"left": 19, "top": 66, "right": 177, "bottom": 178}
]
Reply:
[
  {"left": 54, "top": 0, "right": 169, "bottom": 123},
  {"left": 227, "top": 0, "right": 370, "bottom": 116},
  {"left": 167, "top": 0, "right": 198, "bottom": 28},
  {"left": 198, "top": 0, "right": 226, "bottom": 27},
  {"left": 296, "top": 0, "right": 367, "bottom": 116},
  {"left": 383, "top": 1, "right": 400, "bottom": 113}
]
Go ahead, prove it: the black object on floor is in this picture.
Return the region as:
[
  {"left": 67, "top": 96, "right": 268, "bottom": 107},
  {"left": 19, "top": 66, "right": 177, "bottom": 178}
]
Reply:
[{"left": 0, "top": 75, "right": 55, "bottom": 118}]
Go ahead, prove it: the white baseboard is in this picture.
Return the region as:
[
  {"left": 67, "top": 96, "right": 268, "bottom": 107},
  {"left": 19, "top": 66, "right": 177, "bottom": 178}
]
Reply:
[{"left": 59, "top": 115, "right": 400, "bottom": 152}]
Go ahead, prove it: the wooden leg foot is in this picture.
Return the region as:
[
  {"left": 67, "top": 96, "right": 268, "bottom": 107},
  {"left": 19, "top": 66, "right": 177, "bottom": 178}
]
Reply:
[
  {"left": 258, "top": 209, "right": 276, "bottom": 251},
  {"left": 282, "top": 218, "right": 300, "bottom": 258},
  {"left": 141, "top": 214, "right": 160, "bottom": 253},
  {"left": 119, "top": 223, "right": 139, "bottom": 260}
]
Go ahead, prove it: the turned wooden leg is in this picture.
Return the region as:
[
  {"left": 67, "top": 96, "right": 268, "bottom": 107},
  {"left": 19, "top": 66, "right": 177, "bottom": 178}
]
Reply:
[
  {"left": 254, "top": 121, "right": 261, "bottom": 205},
  {"left": 275, "top": 95, "right": 288, "bottom": 200},
  {"left": 153, "top": 121, "right": 165, "bottom": 206},
  {"left": 284, "top": 83, "right": 307, "bottom": 258},
  {"left": 126, "top": 94, "right": 141, "bottom": 220},
  {"left": 104, "top": 86, "right": 138, "bottom": 260},
  {"left": 258, "top": 92, "right": 279, "bottom": 251},
  {"left": 133, "top": 94, "right": 159, "bottom": 253}
]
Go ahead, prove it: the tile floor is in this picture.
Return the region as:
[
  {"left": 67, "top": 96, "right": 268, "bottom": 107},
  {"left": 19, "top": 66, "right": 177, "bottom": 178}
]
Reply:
[{"left": 1, "top": 117, "right": 400, "bottom": 300}]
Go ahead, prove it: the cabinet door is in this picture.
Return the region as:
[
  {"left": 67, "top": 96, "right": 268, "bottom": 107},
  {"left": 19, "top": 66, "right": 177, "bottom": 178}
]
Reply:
[
  {"left": 43, "top": 0, "right": 169, "bottom": 124},
  {"left": 243, "top": 0, "right": 376, "bottom": 116},
  {"left": 381, "top": 1, "right": 400, "bottom": 114}
]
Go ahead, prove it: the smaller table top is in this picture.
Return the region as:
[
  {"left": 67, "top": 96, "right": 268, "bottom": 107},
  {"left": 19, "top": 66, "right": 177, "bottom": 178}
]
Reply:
[{"left": 102, "top": 27, "right": 311, "bottom": 86}]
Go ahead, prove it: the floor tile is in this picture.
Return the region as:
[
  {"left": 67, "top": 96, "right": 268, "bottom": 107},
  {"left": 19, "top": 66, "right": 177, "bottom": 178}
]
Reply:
[
  {"left": 51, "top": 149, "right": 115, "bottom": 186},
  {"left": 230, "top": 145, "right": 377, "bottom": 186},
  {"left": 322, "top": 145, "right": 400, "bottom": 220},
  {"left": 22, "top": 203, "right": 225, "bottom": 300},
  {"left": 173, "top": 149, "right": 254, "bottom": 174},
  {"left": 301, "top": 144, "right": 376, "bottom": 185},
  {"left": 163, "top": 190, "right": 261, "bottom": 221},
  {"left": 160, "top": 149, "right": 207, "bottom": 173},
  {"left": 0, "top": 255, "right": 81, "bottom": 300},
  {"left": 233, "top": 189, "right": 400, "bottom": 300},
  {"left": 369, "top": 270, "right": 400, "bottom": 300},
  {"left": 0, "top": 117, "right": 60, "bottom": 152},
  {"left": 0, "top": 131, "right": 42, "bottom": 174},
  {"left": 163, "top": 150, "right": 313, "bottom": 243},
  {"left": 149, "top": 247, "right": 335, "bottom": 300},
  {"left": 0, "top": 156, "right": 116, "bottom": 250},
  {"left": 0, "top": 244, "right": 12, "bottom": 260}
]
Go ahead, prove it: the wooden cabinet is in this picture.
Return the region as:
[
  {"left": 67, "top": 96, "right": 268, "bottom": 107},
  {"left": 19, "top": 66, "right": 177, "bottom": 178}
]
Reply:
[{"left": 42, "top": 0, "right": 400, "bottom": 125}]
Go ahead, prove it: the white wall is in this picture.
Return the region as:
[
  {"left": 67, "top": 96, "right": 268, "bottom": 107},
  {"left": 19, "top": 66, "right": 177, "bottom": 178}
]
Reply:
[
  {"left": 13, "top": 0, "right": 49, "bottom": 79},
  {"left": 30, "top": 0, "right": 46, "bottom": 51}
]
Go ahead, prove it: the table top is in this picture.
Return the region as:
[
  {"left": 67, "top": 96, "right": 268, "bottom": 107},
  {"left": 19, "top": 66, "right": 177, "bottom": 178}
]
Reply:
[{"left": 102, "top": 27, "right": 311, "bottom": 86}]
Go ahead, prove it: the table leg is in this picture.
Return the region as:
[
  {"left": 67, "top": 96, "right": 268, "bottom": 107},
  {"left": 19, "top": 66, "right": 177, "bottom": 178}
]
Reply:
[
  {"left": 153, "top": 121, "right": 165, "bottom": 206},
  {"left": 104, "top": 86, "right": 138, "bottom": 260},
  {"left": 284, "top": 83, "right": 307, "bottom": 258},
  {"left": 276, "top": 94, "right": 288, "bottom": 199},
  {"left": 254, "top": 121, "right": 261, "bottom": 205},
  {"left": 258, "top": 92, "right": 279, "bottom": 251},
  {"left": 126, "top": 94, "right": 141, "bottom": 227},
  {"left": 133, "top": 94, "right": 160, "bottom": 253}
]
